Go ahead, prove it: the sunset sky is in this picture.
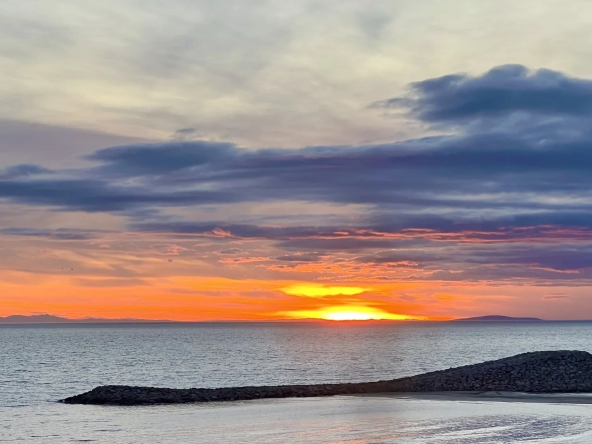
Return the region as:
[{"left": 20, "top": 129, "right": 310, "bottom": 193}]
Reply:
[{"left": 3, "top": 0, "right": 592, "bottom": 320}]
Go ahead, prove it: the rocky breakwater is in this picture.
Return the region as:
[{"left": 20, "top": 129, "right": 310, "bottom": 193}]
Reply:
[{"left": 62, "top": 350, "right": 592, "bottom": 405}]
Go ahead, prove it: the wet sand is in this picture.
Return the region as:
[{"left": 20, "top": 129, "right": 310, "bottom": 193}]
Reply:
[{"left": 363, "top": 391, "right": 592, "bottom": 404}]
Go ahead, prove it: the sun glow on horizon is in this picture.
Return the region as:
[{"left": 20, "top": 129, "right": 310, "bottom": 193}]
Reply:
[
  {"left": 284, "top": 306, "right": 425, "bottom": 321},
  {"left": 280, "top": 284, "right": 370, "bottom": 298}
]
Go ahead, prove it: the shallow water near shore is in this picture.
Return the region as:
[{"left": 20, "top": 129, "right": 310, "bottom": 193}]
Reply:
[
  {"left": 4, "top": 321, "right": 592, "bottom": 442},
  {"left": 7, "top": 394, "right": 592, "bottom": 443}
]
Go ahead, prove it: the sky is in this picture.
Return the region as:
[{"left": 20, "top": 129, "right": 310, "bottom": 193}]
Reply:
[{"left": 2, "top": 0, "right": 592, "bottom": 321}]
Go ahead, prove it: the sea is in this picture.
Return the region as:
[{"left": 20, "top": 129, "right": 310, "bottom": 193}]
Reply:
[{"left": 3, "top": 321, "right": 592, "bottom": 443}]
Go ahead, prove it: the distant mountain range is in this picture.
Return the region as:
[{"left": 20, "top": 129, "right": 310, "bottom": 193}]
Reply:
[
  {"left": 453, "top": 315, "right": 544, "bottom": 322},
  {"left": 0, "top": 314, "right": 173, "bottom": 324},
  {"left": 0, "top": 315, "right": 325, "bottom": 324},
  {"left": 0, "top": 314, "right": 548, "bottom": 324}
]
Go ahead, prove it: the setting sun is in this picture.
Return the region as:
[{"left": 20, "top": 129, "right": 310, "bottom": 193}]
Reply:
[{"left": 284, "top": 306, "right": 425, "bottom": 321}]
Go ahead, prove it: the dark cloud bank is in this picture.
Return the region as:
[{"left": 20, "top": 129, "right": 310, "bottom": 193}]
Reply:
[{"left": 3, "top": 65, "right": 592, "bottom": 282}]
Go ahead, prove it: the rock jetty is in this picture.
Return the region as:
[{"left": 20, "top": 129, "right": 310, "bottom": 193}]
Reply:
[{"left": 62, "top": 350, "right": 592, "bottom": 405}]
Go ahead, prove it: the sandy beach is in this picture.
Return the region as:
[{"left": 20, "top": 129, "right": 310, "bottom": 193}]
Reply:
[{"left": 371, "top": 391, "right": 592, "bottom": 404}]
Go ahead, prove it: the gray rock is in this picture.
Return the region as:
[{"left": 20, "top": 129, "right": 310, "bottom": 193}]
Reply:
[{"left": 61, "top": 350, "right": 592, "bottom": 405}]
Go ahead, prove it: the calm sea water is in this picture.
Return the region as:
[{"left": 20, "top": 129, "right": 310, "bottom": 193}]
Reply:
[{"left": 3, "top": 321, "right": 592, "bottom": 443}]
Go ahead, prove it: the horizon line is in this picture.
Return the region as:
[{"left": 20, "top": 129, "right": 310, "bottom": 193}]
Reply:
[{"left": 3, "top": 313, "right": 592, "bottom": 323}]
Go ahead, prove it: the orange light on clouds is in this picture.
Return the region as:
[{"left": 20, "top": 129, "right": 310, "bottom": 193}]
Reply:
[
  {"left": 280, "top": 284, "right": 370, "bottom": 298},
  {"left": 284, "top": 305, "right": 426, "bottom": 321}
]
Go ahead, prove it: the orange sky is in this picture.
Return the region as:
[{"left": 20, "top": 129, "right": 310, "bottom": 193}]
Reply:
[{"left": 1, "top": 266, "right": 588, "bottom": 321}]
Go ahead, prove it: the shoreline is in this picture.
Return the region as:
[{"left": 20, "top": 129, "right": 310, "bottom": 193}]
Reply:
[{"left": 357, "top": 391, "right": 592, "bottom": 404}]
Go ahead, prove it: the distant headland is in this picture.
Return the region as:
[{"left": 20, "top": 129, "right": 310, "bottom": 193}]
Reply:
[
  {"left": 0, "top": 314, "right": 173, "bottom": 324},
  {"left": 453, "top": 315, "right": 544, "bottom": 322}
]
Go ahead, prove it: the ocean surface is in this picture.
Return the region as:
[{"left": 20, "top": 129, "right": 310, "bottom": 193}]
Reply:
[{"left": 3, "top": 321, "right": 592, "bottom": 443}]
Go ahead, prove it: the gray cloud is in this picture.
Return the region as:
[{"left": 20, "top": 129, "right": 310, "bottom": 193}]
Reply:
[
  {"left": 0, "top": 228, "right": 98, "bottom": 240},
  {"left": 5, "top": 63, "right": 592, "bottom": 221},
  {"left": 372, "top": 64, "right": 592, "bottom": 123},
  {"left": 218, "top": 248, "right": 243, "bottom": 255},
  {"left": 0, "top": 164, "right": 52, "bottom": 179},
  {"left": 87, "top": 140, "right": 236, "bottom": 178}
]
